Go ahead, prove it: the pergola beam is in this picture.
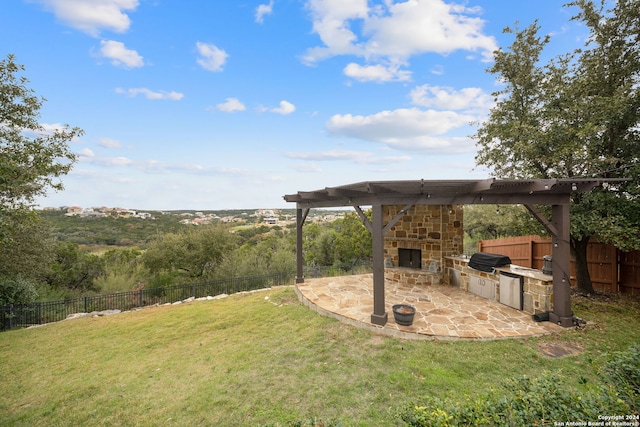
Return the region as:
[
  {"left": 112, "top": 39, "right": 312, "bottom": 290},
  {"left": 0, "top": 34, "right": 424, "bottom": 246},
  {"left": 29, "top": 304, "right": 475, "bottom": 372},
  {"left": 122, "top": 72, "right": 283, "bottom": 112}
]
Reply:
[
  {"left": 353, "top": 205, "right": 372, "bottom": 233},
  {"left": 524, "top": 204, "right": 559, "bottom": 237}
]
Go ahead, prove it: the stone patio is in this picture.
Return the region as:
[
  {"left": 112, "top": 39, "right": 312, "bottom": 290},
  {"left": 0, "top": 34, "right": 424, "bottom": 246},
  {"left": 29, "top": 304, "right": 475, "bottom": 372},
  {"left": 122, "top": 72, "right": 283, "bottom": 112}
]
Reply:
[{"left": 295, "top": 274, "right": 564, "bottom": 340}]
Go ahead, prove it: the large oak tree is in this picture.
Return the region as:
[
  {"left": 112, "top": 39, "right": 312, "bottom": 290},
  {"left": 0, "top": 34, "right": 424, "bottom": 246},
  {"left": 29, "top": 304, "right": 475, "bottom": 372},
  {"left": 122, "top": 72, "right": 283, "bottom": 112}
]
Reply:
[{"left": 474, "top": 0, "right": 640, "bottom": 293}]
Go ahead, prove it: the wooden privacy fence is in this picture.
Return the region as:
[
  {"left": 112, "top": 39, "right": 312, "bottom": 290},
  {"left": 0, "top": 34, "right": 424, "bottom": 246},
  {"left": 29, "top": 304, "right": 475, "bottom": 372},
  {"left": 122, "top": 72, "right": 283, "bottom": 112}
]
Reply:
[{"left": 478, "top": 235, "right": 640, "bottom": 295}]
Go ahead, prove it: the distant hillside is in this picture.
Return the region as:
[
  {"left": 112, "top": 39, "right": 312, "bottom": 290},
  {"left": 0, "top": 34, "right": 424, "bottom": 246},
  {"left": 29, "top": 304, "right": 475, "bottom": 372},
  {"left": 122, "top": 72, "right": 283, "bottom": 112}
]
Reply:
[{"left": 40, "top": 208, "right": 346, "bottom": 248}]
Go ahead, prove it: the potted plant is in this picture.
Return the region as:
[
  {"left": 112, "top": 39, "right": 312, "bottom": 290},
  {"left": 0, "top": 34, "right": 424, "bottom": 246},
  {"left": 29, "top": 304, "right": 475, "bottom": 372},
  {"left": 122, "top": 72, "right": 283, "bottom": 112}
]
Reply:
[{"left": 392, "top": 304, "right": 416, "bottom": 326}]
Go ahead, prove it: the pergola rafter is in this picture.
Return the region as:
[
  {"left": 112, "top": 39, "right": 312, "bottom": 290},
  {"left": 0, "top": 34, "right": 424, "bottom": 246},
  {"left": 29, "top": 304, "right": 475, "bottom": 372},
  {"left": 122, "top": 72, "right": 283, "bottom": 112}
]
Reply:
[{"left": 284, "top": 178, "right": 628, "bottom": 327}]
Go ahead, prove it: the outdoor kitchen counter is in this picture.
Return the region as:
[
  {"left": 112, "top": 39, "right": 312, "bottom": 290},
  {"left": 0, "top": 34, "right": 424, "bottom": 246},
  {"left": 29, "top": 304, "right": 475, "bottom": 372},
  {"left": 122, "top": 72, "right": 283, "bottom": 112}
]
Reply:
[
  {"left": 445, "top": 256, "right": 552, "bottom": 281},
  {"left": 445, "top": 256, "right": 554, "bottom": 314}
]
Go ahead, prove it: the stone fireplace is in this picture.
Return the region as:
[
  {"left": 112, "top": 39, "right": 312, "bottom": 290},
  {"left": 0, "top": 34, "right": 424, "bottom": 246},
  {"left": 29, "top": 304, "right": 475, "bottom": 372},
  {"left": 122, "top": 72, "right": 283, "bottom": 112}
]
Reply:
[{"left": 384, "top": 204, "right": 463, "bottom": 286}]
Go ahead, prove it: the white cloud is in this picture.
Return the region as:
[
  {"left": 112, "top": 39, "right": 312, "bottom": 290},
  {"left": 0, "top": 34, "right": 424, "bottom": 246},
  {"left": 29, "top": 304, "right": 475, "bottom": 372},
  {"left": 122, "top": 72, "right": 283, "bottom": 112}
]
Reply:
[
  {"left": 196, "top": 41, "right": 228, "bottom": 72},
  {"left": 303, "top": 0, "right": 497, "bottom": 67},
  {"left": 216, "top": 98, "right": 246, "bottom": 112},
  {"left": 33, "top": 0, "right": 139, "bottom": 36},
  {"left": 92, "top": 156, "right": 134, "bottom": 167},
  {"left": 363, "top": 1, "right": 497, "bottom": 61},
  {"left": 78, "top": 154, "right": 251, "bottom": 177},
  {"left": 302, "top": 0, "right": 368, "bottom": 63},
  {"left": 97, "top": 40, "right": 143, "bottom": 68},
  {"left": 284, "top": 149, "right": 411, "bottom": 164},
  {"left": 264, "top": 100, "right": 296, "bottom": 115},
  {"left": 78, "top": 147, "right": 95, "bottom": 157},
  {"left": 410, "top": 84, "right": 493, "bottom": 112},
  {"left": 98, "top": 137, "right": 123, "bottom": 148},
  {"left": 285, "top": 150, "right": 369, "bottom": 161},
  {"left": 326, "top": 108, "right": 476, "bottom": 153},
  {"left": 343, "top": 62, "right": 411, "bottom": 82},
  {"left": 115, "top": 87, "right": 184, "bottom": 100},
  {"left": 255, "top": 0, "right": 274, "bottom": 23}
]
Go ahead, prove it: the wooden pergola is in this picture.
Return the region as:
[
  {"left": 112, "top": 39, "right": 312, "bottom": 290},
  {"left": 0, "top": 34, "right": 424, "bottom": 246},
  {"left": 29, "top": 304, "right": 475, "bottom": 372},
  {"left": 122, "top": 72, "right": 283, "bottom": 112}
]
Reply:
[{"left": 284, "top": 178, "right": 627, "bottom": 327}]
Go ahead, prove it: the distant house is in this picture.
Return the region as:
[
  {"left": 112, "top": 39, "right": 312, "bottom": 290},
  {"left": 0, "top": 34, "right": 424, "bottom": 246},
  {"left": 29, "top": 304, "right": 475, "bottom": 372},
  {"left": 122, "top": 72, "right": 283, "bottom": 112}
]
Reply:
[
  {"left": 65, "top": 206, "right": 83, "bottom": 216},
  {"left": 80, "top": 209, "right": 106, "bottom": 218},
  {"left": 264, "top": 216, "right": 278, "bottom": 225},
  {"left": 133, "top": 212, "right": 153, "bottom": 219}
]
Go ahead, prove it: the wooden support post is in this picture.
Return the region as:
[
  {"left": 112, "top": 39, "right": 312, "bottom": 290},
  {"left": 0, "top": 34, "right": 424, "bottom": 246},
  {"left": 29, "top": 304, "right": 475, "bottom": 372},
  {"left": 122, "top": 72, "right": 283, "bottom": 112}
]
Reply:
[
  {"left": 549, "top": 204, "right": 573, "bottom": 327},
  {"left": 295, "top": 208, "right": 309, "bottom": 284},
  {"left": 370, "top": 204, "right": 388, "bottom": 326}
]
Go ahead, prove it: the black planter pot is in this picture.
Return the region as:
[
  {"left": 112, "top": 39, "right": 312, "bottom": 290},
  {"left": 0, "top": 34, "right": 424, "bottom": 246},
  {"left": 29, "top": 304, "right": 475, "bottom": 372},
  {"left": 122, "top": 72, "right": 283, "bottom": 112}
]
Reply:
[{"left": 392, "top": 304, "right": 416, "bottom": 326}]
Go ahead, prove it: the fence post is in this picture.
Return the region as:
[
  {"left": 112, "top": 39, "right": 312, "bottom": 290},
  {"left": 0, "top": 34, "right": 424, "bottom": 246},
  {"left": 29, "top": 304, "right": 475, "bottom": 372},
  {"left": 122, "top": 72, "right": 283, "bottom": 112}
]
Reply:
[
  {"left": 84, "top": 296, "right": 88, "bottom": 313},
  {"left": 8, "top": 305, "right": 13, "bottom": 330},
  {"left": 38, "top": 302, "right": 42, "bottom": 325},
  {"left": 139, "top": 289, "right": 143, "bottom": 307},
  {"left": 191, "top": 283, "right": 196, "bottom": 298}
]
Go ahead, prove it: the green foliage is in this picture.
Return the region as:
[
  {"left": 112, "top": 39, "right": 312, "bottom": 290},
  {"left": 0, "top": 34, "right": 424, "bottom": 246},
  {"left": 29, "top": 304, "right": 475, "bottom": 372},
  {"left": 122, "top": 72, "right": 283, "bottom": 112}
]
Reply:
[
  {"left": 463, "top": 205, "right": 544, "bottom": 253},
  {"left": 0, "top": 54, "right": 82, "bottom": 211},
  {"left": 45, "top": 242, "right": 105, "bottom": 293},
  {"left": 37, "top": 212, "right": 299, "bottom": 294},
  {"left": 602, "top": 344, "right": 640, "bottom": 412},
  {"left": 141, "top": 224, "right": 238, "bottom": 283},
  {"left": 308, "top": 229, "right": 338, "bottom": 266},
  {"left": 304, "top": 212, "right": 372, "bottom": 267},
  {"left": 474, "top": 0, "right": 640, "bottom": 291},
  {"left": 0, "top": 275, "right": 38, "bottom": 305},
  {"left": 92, "top": 248, "right": 148, "bottom": 293},
  {"left": 399, "top": 368, "right": 634, "bottom": 427},
  {"left": 0, "top": 54, "right": 82, "bottom": 301},
  {"left": 333, "top": 212, "right": 372, "bottom": 265},
  {"left": 234, "top": 224, "right": 273, "bottom": 243},
  {"left": 41, "top": 210, "right": 183, "bottom": 247},
  {"left": 0, "top": 211, "right": 54, "bottom": 283},
  {"left": 217, "top": 235, "right": 295, "bottom": 279}
]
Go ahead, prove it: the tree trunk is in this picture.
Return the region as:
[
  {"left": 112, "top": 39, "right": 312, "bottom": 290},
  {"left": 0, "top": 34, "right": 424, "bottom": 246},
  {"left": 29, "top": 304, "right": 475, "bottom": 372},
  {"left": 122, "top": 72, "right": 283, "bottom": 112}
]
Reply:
[{"left": 571, "top": 236, "right": 594, "bottom": 294}]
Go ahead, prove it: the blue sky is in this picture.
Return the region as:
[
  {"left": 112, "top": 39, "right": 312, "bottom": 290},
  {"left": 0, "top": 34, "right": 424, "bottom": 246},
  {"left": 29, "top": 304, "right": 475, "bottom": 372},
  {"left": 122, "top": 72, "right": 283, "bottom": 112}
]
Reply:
[{"left": 2, "top": 0, "right": 588, "bottom": 210}]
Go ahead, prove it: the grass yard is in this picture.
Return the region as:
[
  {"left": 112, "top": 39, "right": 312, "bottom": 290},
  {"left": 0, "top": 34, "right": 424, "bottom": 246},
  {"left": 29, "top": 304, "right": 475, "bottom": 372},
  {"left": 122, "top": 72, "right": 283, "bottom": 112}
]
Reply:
[{"left": 1, "top": 286, "right": 638, "bottom": 426}]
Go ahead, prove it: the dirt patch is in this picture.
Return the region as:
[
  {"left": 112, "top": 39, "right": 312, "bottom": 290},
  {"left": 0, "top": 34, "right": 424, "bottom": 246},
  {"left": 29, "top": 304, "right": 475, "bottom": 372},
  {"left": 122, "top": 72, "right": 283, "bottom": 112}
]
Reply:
[{"left": 538, "top": 341, "right": 585, "bottom": 358}]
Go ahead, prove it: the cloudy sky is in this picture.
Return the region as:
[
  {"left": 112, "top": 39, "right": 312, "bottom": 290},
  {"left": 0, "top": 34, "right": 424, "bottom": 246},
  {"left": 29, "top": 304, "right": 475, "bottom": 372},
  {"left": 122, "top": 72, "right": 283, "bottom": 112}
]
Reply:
[{"left": 2, "top": 0, "right": 587, "bottom": 210}]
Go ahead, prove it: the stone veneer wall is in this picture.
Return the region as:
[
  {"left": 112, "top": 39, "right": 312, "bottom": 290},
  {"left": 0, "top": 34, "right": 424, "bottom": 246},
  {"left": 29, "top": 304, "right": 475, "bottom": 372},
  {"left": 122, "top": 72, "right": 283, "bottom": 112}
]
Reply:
[
  {"left": 444, "top": 256, "right": 554, "bottom": 314},
  {"left": 383, "top": 204, "right": 463, "bottom": 286}
]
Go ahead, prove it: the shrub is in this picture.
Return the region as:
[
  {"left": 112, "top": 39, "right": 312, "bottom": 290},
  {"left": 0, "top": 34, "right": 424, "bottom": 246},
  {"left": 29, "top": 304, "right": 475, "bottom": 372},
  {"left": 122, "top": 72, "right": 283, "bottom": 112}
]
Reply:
[
  {"left": 0, "top": 275, "right": 38, "bottom": 305},
  {"left": 399, "top": 364, "right": 636, "bottom": 427},
  {"left": 602, "top": 344, "right": 640, "bottom": 412}
]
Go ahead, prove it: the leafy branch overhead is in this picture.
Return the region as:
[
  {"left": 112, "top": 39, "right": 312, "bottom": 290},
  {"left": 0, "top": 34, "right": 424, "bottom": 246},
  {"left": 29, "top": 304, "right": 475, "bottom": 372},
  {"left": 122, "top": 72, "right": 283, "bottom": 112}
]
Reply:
[
  {"left": 0, "top": 54, "right": 83, "bottom": 211},
  {"left": 473, "top": 0, "right": 640, "bottom": 292},
  {"left": 1, "top": 54, "right": 83, "bottom": 304}
]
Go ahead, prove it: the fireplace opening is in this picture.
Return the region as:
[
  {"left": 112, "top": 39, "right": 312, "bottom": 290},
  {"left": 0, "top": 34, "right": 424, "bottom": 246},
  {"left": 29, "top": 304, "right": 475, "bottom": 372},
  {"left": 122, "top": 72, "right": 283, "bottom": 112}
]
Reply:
[{"left": 398, "top": 248, "right": 421, "bottom": 269}]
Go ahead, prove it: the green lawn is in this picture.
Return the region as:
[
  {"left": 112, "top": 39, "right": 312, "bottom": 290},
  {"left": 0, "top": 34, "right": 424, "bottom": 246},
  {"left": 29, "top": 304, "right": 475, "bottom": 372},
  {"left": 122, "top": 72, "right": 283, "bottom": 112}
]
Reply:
[{"left": 1, "top": 287, "right": 638, "bottom": 426}]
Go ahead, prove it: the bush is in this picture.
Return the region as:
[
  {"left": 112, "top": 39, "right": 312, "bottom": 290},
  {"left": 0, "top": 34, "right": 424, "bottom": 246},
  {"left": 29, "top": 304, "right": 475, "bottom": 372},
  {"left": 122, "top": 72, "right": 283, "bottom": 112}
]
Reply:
[
  {"left": 0, "top": 276, "right": 38, "bottom": 305},
  {"left": 603, "top": 344, "right": 640, "bottom": 412},
  {"left": 399, "top": 362, "right": 636, "bottom": 427}
]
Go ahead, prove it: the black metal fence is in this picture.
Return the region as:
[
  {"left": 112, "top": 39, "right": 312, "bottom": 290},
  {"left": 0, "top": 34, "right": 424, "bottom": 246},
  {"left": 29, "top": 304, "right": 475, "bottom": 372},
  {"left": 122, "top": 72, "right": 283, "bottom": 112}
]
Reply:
[{"left": 1, "top": 263, "right": 371, "bottom": 332}]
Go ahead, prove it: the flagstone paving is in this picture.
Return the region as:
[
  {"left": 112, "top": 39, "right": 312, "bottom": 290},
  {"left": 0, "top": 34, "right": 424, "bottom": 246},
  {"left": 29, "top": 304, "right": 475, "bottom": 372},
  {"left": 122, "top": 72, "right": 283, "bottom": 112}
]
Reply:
[{"left": 295, "top": 274, "right": 564, "bottom": 340}]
